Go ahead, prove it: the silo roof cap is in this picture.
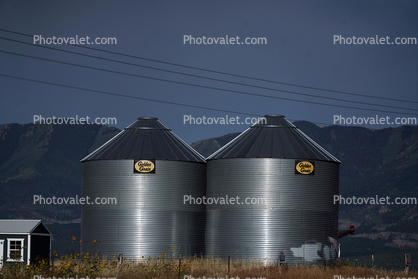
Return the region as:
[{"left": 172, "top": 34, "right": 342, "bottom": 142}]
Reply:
[
  {"left": 137, "top": 117, "right": 158, "bottom": 120},
  {"left": 81, "top": 117, "right": 205, "bottom": 163},
  {"left": 207, "top": 115, "right": 340, "bottom": 163},
  {"left": 264, "top": 114, "right": 285, "bottom": 117}
]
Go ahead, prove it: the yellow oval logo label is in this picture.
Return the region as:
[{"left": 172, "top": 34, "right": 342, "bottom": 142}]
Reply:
[
  {"left": 134, "top": 160, "right": 155, "bottom": 173},
  {"left": 295, "top": 161, "right": 314, "bottom": 175}
]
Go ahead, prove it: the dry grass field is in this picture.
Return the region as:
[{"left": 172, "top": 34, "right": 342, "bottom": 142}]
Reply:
[{"left": 1, "top": 253, "right": 417, "bottom": 279}]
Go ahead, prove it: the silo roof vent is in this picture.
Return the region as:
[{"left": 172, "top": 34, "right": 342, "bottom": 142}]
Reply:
[
  {"left": 207, "top": 114, "right": 340, "bottom": 162},
  {"left": 81, "top": 117, "right": 205, "bottom": 162}
]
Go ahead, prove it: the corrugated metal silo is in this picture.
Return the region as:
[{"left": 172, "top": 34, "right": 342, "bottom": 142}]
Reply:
[
  {"left": 81, "top": 117, "right": 206, "bottom": 258},
  {"left": 206, "top": 115, "right": 340, "bottom": 265}
]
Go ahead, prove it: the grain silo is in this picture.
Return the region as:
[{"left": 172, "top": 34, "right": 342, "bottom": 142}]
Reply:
[
  {"left": 205, "top": 114, "right": 340, "bottom": 265},
  {"left": 81, "top": 117, "right": 206, "bottom": 259}
]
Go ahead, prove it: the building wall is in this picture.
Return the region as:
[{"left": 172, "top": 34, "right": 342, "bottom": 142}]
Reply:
[{"left": 0, "top": 234, "right": 28, "bottom": 266}]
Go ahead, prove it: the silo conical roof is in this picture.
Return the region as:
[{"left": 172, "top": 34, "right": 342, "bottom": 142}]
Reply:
[
  {"left": 207, "top": 114, "right": 340, "bottom": 162},
  {"left": 81, "top": 117, "right": 205, "bottom": 162}
]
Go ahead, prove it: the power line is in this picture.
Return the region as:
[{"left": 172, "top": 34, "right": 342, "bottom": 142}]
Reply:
[
  {"left": 1, "top": 50, "right": 416, "bottom": 116},
  {"left": 0, "top": 28, "right": 416, "bottom": 104},
  {"left": 1, "top": 73, "right": 417, "bottom": 133},
  {"left": 1, "top": 36, "right": 416, "bottom": 112},
  {"left": 0, "top": 73, "right": 262, "bottom": 116}
]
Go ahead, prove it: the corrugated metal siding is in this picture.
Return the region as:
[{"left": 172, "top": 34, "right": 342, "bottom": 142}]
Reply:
[
  {"left": 81, "top": 160, "right": 206, "bottom": 258},
  {"left": 205, "top": 158, "right": 339, "bottom": 265}
]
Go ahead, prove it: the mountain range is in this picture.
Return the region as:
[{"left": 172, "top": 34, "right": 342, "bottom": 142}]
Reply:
[{"left": 0, "top": 121, "right": 417, "bottom": 266}]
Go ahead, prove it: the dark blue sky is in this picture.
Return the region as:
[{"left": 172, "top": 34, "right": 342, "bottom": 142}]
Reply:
[{"left": 1, "top": 0, "right": 417, "bottom": 143}]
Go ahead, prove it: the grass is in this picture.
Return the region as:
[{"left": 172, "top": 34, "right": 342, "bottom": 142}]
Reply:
[
  {"left": 1, "top": 255, "right": 417, "bottom": 279},
  {"left": 1, "top": 238, "right": 416, "bottom": 279}
]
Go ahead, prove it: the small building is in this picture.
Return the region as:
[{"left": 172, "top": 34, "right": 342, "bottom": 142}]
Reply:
[{"left": 0, "top": 219, "right": 52, "bottom": 267}]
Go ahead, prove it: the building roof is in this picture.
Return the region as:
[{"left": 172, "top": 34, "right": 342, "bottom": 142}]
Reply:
[
  {"left": 81, "top": 117, "right": 206, "bottom": 163},
  {"left": 207, "top": 115, "right": 340, "bottom": 163},
  {"left": 0, "top": 219, "right": 51, "bottom": 234}
]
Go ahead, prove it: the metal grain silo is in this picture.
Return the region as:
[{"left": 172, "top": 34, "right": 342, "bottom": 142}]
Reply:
[
  {"left": 81, "top": 117, "right": 206, "bottom": 259},
  {"left": 206, "top": 115, "right": 340, "bottom": 265}
]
